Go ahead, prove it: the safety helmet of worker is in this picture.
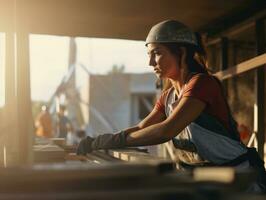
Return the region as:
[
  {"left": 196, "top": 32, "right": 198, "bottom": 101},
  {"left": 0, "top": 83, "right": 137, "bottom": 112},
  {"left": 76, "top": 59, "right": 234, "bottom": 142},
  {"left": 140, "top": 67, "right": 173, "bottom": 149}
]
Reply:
[{"left": 145, "top": 20, "right": 198, "bottom": 47}]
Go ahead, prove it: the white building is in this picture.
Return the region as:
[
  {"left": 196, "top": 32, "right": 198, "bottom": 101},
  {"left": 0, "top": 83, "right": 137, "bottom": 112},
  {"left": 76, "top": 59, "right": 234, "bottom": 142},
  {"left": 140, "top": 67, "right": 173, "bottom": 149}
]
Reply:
[{"left": 79, "top": 73, "right": 157, "bottom": 137}]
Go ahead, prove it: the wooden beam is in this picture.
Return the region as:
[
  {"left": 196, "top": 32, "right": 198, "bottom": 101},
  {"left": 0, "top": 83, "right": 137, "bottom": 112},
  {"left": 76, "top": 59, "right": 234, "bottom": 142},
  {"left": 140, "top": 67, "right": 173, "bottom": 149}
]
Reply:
[
  {"left": 200, "top": 3, "right": 266, "bottom": 37},
  {"left": 254, "top": 18, "right": 265, "bottom": 158},
  {"left": 215, "top": 53, "right": 266, "bottom": 80},
  {"left": 220, "top": 37, "right": 229, "bottom": 96},
  {"left": 220, "top": 37, "right": 229, "bottom": 71},
  {"left": 16, "top": 31, "right": 33, "bottom": 164},
  {"left": 2, "top": 0, "right": 19, "bottom": 166}
]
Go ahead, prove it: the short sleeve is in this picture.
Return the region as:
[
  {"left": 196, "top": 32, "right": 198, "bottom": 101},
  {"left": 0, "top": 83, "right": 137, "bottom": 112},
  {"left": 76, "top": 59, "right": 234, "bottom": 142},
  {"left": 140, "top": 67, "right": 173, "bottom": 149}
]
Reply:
[
  {"left": 154, "top": 88, "right": 172, "bottom": 114},
  {"left": 183, "top": 74, "right": 218, "bottom": 106}
]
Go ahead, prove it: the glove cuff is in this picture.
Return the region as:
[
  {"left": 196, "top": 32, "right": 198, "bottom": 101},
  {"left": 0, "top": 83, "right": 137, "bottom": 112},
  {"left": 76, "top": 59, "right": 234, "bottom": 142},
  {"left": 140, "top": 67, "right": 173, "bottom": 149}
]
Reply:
[{"left": 116, "top": 130, "right": 127, "bottom": 147}]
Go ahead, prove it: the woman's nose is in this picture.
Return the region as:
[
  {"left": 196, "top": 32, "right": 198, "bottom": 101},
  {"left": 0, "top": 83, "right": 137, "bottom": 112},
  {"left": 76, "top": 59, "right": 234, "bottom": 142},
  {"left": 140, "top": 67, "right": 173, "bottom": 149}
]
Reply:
[{"left": 149, "top": 56, "right": 156, "bottom": 67}]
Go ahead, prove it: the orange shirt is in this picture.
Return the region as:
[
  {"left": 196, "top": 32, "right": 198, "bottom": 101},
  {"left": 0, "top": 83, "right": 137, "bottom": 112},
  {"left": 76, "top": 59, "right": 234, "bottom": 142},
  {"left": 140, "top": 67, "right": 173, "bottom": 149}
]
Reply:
[
  {"left": 35, "top": 111, "right": 53, "bottom": 138},
  {"left": 155, "top": 74, "right": 231, "bottom": 130}
]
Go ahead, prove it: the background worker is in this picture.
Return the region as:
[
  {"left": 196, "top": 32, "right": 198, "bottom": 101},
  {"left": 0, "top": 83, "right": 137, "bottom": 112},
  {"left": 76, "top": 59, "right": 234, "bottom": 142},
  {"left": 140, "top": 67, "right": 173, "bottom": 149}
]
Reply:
[
  {"left": 55, "top": 105, "right": 73, "bottom": 138},
  {"left": 77, "top": 20, "right": 266, "bottom": 193},
  {"left": 35, "top": 105, "right": 53, "bottom": 138}
]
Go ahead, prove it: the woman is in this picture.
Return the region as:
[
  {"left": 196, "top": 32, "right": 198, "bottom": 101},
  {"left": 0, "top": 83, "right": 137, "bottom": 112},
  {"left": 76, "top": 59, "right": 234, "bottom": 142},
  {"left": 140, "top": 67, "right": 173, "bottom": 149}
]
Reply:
[{"left": 77, "top": 20, "right": 265, "bottom": 192}]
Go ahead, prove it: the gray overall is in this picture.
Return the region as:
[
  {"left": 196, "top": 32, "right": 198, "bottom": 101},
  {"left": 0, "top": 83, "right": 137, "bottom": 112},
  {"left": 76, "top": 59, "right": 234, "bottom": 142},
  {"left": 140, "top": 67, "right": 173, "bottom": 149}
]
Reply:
[
  {"left": 165, "top": 87, "right": 247, "bottom": 166},
  {"left": 165, "top": 87, "right": 266, "bottom": 193}
]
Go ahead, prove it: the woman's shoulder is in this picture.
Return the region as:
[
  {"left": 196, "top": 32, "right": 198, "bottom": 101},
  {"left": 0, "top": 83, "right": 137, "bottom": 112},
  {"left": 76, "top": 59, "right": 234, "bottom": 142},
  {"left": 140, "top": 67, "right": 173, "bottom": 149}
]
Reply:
[
  {"left": 183, "top": 73, "right": 222, "bottom": 98},
  {"left": 188, "top": 73, "right": 219, "bottom": 87}
]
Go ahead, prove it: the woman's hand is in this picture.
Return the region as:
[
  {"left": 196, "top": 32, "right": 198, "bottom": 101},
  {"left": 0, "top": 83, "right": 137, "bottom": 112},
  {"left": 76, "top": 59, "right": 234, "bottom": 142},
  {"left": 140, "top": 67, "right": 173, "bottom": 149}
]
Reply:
[
  {"left": 76, "top": 131, "right": 127, "bottom": 155},
  {"left": 76, "top": 136, "right": 94, "bottom": 155}
]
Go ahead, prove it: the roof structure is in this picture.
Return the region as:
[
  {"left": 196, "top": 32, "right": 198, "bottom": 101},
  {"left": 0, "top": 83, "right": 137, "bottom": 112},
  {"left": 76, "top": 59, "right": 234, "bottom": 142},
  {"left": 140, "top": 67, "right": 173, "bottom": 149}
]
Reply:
[{"left": 0, "top": 0, "right": 265, "bottom": 39}]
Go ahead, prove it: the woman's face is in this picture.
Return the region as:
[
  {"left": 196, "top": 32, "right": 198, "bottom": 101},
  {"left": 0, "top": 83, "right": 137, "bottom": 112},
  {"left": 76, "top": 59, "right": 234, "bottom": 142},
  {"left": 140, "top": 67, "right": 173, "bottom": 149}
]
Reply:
[{"left": 147, "top": 43, "right": 180, "bottom": 79}]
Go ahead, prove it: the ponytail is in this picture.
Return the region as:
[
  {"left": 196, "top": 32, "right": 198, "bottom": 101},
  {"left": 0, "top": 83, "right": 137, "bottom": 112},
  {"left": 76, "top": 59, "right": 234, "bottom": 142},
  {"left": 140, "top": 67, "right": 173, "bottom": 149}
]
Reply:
[
  {"left": 185, "top": 32, "right": 209, "bottom": 74},
  {"left": 194, "top": 32, "right": 207, "bottom": 58}
]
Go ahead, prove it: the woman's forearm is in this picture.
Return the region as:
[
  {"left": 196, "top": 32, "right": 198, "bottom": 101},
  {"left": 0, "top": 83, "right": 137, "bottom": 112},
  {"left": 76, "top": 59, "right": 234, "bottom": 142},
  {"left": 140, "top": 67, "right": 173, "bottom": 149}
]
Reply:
[
  {"left": 123, "top": 125, "right": 142, "bottom": 134},
  {"left": 125, "top": 122, "right": 171, "bottom": 147},
  {"left": 122, "top": 97, "right": 205, "bottom": 148}
]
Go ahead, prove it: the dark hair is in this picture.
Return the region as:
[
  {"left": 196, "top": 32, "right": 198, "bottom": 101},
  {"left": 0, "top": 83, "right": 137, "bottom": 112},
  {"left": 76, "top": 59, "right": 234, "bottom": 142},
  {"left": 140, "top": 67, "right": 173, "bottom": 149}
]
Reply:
[
  {"left": 160, "top": 32, "right": 210, "bottom": 91},
  {"left": 159, "top": 33, "right": 239, "bottom": 138},
  {"left": 162, "top": 33, "right": 209, "bottom": 74}
]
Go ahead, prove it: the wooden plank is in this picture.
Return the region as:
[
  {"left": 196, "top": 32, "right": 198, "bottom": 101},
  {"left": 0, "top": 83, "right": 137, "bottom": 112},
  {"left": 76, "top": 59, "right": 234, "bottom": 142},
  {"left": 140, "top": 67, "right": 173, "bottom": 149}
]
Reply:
[
  {"left": 106, "top": 149, "right": 175, "bottom": 173},
  {"left": 215, "top": 53, "right": 266, "bottom": 80},
  {"left": 33, "top": 144, "right": 65, "bottom": 163},
  {"left": 107, "top": 149, "right": 160, "bottom": 162},
  {"left": 91, "top": 151, "right": 121, "bottom": 163}
]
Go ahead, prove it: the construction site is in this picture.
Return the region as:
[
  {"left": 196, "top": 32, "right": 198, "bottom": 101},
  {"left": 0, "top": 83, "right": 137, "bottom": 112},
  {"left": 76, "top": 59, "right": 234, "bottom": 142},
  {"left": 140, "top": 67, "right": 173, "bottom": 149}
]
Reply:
[{"left": 0, "top": 0, "right": 266, "bottom": 199}]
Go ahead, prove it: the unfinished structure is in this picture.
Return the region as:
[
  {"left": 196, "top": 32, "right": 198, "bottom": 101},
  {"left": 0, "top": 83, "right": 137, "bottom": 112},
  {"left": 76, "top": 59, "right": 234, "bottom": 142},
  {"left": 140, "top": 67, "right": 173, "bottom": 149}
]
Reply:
[{"left": 0, "top": 0, "right": 266, "bottom": 199}]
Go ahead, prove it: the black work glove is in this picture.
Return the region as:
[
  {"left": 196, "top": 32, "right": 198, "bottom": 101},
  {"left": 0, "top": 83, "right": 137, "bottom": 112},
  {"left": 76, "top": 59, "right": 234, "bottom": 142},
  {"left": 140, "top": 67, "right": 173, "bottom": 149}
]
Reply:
[
  {"left": 76, "top": 136, "right": 95, "bottom": 155},
  {"left": 76, "top": 131, "right": 127, "bottom": 155}
]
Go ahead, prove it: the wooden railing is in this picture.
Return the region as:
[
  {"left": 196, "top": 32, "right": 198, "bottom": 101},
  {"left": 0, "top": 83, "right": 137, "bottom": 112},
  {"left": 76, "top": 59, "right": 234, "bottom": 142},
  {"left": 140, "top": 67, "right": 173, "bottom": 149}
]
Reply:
[{"left": 215, "top": 52, "right": 266, "bottom": 80}]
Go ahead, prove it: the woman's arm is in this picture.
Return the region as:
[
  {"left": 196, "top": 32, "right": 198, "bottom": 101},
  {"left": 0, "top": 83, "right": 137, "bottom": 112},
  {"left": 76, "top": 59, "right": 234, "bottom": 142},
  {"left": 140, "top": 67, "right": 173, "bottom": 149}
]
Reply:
[
  {"left": 122, "top": 107, "right": 166, "bottom": 134},
  {"left": 76, "top": 107, "right": 166, "bottom": 155},
  {"left": 126, "top": 97, "right": 206, "bottom": 146},
  {"left": 76, "top": 97, "right": 205, "bottom": 155}
]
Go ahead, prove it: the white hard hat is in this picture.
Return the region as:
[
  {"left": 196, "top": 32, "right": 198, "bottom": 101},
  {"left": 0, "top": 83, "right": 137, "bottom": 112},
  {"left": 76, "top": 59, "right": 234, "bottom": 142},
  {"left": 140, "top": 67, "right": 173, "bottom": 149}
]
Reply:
[{"left": 145, "top": 20, "right": 198, "bottom": 47}]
